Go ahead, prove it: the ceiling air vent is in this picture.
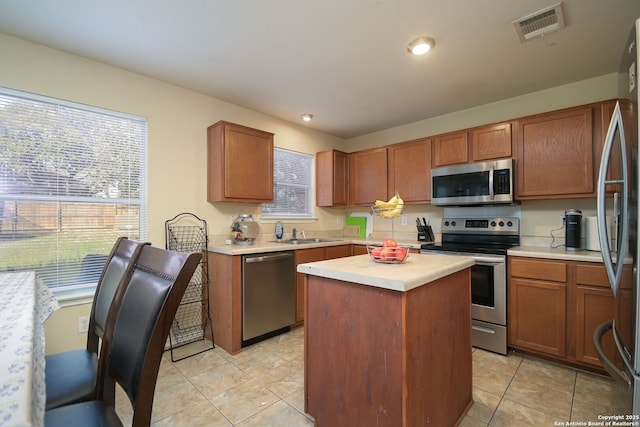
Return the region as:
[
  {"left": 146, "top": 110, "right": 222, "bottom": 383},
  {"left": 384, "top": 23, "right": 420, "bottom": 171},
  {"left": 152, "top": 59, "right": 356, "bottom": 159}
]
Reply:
[{"left": 512, "top": 2, "right": 565, "bottom": 42}]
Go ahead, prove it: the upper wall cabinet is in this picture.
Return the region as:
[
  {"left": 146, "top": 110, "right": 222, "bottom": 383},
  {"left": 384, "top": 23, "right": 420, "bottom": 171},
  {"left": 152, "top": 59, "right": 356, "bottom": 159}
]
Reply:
[
  {"left": 387, "top": 137, "right": 431, "bottom": 203},
  {"left": 431, "top": 131, "right": 468, "bottom": 167},
  {"left": 596, "top": 100, "right": 634, "bottom": 185},
  {"left": 316, "top": 149, "right": 348, "bottom": 207},
  {"left": 514, "top": 106, "right": 594, "bottom": 199},
  {"left": 470, "top": 123, "right": 512, "bottom": 162},
  {"left": 348, "top": 147, "right": 388, "bottom": 206},
  {"left": 207, "top": 121, "right": 274, "bottom": 203}
]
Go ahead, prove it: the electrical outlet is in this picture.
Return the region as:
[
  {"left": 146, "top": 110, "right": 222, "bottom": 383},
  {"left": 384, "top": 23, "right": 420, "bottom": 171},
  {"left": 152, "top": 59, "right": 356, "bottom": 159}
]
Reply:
[
  {"left": 401, "top": 215, "right": 408, "bottom": 226},
  {"left": 78, "top": 316, "right": 89, "bottom": 334}
]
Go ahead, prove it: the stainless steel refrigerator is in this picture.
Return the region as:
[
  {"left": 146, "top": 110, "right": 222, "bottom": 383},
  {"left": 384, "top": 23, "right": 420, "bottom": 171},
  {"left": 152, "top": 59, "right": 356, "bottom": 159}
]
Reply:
[{"left": 594, "top": 18, "right": 640, "bottom": 416}]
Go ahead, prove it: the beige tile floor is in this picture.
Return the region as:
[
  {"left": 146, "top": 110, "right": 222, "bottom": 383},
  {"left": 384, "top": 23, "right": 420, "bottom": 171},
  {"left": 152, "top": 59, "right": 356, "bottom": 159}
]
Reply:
[{"left": 115, "top": 326, "right": 623, "bottom": 426}]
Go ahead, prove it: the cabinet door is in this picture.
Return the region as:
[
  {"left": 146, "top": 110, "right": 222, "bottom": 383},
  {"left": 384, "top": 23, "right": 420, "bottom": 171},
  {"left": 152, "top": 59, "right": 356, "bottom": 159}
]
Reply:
[
  {"left": 514, "top": 107, "right": 594, "bottom": 199},
  {"left": 295, "top": 248, "right": 326, "bottom": 323},
  {"left": 348, "top": 147, "right": 388, "bottom": 206},
  {"left": 597, "top": 100, "right": 634, "bottom": 185},
  {"left": 470, "top": 123, "right": 512, "bottom": 162},
  {"left": 387, "top": 138, "right": 431, "bottom": 203},
  {"left": 316, "top": 150, "right": 348, "bottom": 206},
  {"left": 432, "top": 131, "right": 468, "bottom": 167},
  {"left": 575, "top": 285, "right": 615, "bottom": 367},
  {"left": 509, "top": 277, "right": 567, "bottom": 357},
  {"left": 207, "top": 121, "right": 274, "bottom": 203}
]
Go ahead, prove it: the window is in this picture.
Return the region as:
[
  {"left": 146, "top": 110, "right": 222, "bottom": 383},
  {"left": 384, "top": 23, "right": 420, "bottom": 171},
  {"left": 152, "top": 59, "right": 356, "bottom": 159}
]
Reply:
[
  {"left": 0, "top": 87, "right": 147, "bottom": 299},
  {"left": 262, "top": 148, "right": 313, "bottom": 218}
]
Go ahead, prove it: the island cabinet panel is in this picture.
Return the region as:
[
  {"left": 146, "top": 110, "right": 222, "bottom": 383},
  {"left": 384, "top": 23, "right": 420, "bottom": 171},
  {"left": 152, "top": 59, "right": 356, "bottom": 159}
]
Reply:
[
  {"left": 514, "top": 106, "right": 594, "bottom": 199},
  {"left": 348, "top": 147, "right": 388, "bottom": 206},
  {"left": 207, "top": 121, "right": 274, "bottom": 203},
  {"left": 316, "top": 149, "right": 348, "bottom": 206},
  {"left": 387, "top": 137, "right": 431, "bottom": 202},
  {"left": 431, "top": 131, "right": 468, "bottom": 167},
  {"left": 305, "top": 269, "right": 472, "bottom": 427},
  {"left": 470, "top": 122, "right": 512, "bottom": 162}
]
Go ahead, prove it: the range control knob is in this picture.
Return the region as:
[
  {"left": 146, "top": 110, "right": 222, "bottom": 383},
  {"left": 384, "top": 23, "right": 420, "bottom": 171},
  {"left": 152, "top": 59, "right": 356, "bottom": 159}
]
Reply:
[
  {"left": 499, "top": 221, "right": 504, "bottom": 227},
  {"left": 444, "top": 221, "right": 450, "bottom": 227},
  {"left": 491, "top": 221, "right": 496, "bottom": 227},
  {"left": 507, "top": 220, "right": 513, "bottom": 227},
  {"left": 450, "top": 221, "right": 456, "bottom": 227}
]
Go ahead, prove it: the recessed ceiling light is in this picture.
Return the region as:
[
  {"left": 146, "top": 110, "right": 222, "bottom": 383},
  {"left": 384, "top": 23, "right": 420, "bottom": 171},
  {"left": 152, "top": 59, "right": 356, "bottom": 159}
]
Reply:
[
  {"left": 301, "top": 114, "right": 313, "bottom": 122},
  {"left": 407, "top": 37, "right": 435, "bottom": 55}
]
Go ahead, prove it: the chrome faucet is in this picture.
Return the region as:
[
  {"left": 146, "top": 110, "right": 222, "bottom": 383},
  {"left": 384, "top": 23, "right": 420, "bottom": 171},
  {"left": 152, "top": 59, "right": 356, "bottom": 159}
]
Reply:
[{"left": 292, "top": 227, "right": 297, "bottom": 240}]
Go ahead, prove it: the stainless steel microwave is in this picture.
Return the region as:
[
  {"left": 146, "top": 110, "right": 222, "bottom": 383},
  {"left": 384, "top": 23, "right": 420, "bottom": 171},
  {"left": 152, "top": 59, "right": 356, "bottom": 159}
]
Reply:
[{"left": 431, "top": 159, "right": 514, "bottom": 206}]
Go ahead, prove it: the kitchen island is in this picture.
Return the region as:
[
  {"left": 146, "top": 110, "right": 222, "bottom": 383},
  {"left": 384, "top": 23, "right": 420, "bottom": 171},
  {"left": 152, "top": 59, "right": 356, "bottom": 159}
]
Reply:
[{"left": 298, "top": 253, "right": 475, "bottom": 427}]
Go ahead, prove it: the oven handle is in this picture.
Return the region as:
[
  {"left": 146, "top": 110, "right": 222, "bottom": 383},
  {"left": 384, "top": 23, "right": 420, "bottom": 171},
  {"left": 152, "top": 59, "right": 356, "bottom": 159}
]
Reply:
[
  {"left": 471, "top": 256, "right": 505, "bottom": 265},
  {"left": 472, "top": 324, "right": 496, "bottom": 334}
]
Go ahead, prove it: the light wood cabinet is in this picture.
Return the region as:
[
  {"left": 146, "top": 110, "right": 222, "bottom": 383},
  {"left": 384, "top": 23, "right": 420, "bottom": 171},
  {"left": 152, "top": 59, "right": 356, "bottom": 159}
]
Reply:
[
  {"left": 514, "top": 106, "right": 594, "bottom": 199},
  {"left": 470, "top": 122, "right": 512, "bottom": 161},
  {"left": 387, "top": 138, "right": 431, "bottom": 203},
  {"left": 509, "top": 256, "right": 623, "bottom": 371},
  {"left": 596, "top": 100, "right": 634, "bottom": 185},
  {"left": 348, "top": 147, "right": 388, "bottom": 206},
  {"left": 295, "top": 245, "right": 351, "bottom": 323},
  {"left": 431, "top": 131, "right": 468, "bottom": 167},
  {"left": 316, "top": 149, "right": 348, "bottom": 206},
  {"left": 509, "top": 257, "right": 567, "bottom": 357},
  {"left": 207, "top": 121, "right": 274, "bottom": 203}
]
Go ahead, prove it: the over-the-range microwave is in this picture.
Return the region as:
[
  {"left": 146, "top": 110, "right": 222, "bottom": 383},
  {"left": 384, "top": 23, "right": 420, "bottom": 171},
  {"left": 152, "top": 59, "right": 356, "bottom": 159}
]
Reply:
[{"left": 431, "top": 159, "right": 515, "bottom": 206}]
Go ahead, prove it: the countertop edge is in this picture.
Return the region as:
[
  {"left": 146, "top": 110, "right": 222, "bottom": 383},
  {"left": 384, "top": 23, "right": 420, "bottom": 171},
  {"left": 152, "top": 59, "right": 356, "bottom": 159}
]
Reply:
[{"left": 297, "top": 254, "right": 475, "bottom": 292}]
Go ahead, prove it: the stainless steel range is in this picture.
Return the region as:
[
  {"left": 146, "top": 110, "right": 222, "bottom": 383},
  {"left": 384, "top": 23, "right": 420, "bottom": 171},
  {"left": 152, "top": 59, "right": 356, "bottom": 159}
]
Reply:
[{"left": 420, "top": 217, "right": 520, "bottom": 355}]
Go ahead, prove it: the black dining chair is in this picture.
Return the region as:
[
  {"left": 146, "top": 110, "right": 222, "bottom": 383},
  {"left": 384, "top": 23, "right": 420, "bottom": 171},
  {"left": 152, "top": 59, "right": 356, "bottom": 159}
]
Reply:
[
  {"left": 44, "top": 244, "right": 202, "bottom": 427},
  {"left": 45, "top": 237, "right": 149, "bottom": 410}
]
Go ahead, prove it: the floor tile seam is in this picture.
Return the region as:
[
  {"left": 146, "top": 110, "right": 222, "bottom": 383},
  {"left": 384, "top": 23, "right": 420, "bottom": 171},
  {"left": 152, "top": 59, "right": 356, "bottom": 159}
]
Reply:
[
  {"left": 485, "top": 364, "right": 520, "bottom": 426},
  {"left": 196, "top": 386, "right": 250, "bottom": 427}
]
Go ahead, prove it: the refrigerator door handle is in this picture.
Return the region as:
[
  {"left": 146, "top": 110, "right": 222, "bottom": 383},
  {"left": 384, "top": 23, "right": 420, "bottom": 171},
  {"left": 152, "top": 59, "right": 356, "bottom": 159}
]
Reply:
[
  {"left": 597, "top": 101, "right": 629, "bottom": 296},
  {"left": 594, "top": 319, "right": 632, "bottom": 390}
]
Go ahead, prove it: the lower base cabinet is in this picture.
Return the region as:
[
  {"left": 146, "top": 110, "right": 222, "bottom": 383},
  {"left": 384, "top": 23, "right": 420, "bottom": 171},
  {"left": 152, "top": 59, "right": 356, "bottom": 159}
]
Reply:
[{"left": 508, "top": 256, "right": 621, "bottom": 371}]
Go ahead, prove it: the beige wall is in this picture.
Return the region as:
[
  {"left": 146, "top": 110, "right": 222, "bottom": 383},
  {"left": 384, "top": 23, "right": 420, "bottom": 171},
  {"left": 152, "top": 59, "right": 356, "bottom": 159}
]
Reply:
[{"left": 0, "top": 32, "right": 620, "bottom": 354}]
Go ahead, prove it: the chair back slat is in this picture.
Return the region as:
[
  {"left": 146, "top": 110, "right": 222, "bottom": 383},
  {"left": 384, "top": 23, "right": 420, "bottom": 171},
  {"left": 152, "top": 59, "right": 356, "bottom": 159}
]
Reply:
[
  {"left": 97, "top": 245, "right": 201, "bottom": 426},
  {"left": 87, "top": 237, "right": 147, "bottom": 353}
]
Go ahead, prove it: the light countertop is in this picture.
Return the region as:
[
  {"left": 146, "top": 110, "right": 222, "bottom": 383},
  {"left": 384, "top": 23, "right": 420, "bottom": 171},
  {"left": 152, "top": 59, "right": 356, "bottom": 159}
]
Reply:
[
  {"left": 508, "top": 245, "right": 607, "bottom": 262},
  {"left": 297, "top": 253, "right": 475, "bottom": 292},
  {"left": 207, "top": 238, "right": 425, "bottom": 255}
]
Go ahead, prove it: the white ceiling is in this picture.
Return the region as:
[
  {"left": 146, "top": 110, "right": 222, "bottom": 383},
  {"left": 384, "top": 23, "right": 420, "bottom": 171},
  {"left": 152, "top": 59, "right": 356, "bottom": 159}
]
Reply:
[{"left": 1, "top": 0, "right": 639, "bottom": 139}]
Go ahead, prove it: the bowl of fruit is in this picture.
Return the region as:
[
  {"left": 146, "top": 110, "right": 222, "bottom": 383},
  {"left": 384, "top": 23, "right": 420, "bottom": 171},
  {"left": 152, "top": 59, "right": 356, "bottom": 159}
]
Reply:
[{"left": 367, "top": 239, "right": 409, "bottom": 264}]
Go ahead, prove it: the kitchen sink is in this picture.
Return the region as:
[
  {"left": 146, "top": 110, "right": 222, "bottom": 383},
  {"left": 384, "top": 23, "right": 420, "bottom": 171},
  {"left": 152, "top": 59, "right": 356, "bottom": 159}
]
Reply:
[{"left": 269, "top": 238, "right": 342, "bottom": 244}]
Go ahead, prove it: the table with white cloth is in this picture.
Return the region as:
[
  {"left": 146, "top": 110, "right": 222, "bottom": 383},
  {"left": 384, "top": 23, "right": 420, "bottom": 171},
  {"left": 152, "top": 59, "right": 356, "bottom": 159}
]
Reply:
[{"left": 0, "top": 272, "right": 60, "bottom": 427}]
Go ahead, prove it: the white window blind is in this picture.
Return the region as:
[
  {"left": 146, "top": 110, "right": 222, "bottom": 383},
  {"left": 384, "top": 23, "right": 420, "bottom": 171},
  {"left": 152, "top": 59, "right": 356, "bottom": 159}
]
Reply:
[
  {"left": 262, "top": 148, "right": 313, "bottom": 218},
  {"left": 0, "top": 87, "right": 147, "bottom": 298}
]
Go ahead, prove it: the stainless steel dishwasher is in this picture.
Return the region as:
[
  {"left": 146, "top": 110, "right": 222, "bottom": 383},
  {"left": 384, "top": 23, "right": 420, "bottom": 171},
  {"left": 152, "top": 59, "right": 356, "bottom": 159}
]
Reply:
[{"left": 242, "top": 251, "right": 295, "bottom": 345}]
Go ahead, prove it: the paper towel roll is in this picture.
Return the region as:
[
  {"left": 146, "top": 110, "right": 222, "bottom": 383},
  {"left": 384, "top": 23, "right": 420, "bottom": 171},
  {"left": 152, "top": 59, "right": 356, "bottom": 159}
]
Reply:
[{"left": 585, "top": 216, "right": 609, "bottom": 252}]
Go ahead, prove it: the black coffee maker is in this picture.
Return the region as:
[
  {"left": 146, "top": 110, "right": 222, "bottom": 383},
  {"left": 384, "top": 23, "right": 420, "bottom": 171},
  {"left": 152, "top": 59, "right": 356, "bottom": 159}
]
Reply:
[{"left": 565, "top": 209, "right": 582, "bottom": 251}]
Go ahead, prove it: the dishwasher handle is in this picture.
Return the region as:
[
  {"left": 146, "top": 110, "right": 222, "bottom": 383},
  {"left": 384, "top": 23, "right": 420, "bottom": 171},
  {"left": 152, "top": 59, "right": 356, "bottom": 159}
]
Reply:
[{"left": 245, "top": 252, "right": 294, "bottom": 263}]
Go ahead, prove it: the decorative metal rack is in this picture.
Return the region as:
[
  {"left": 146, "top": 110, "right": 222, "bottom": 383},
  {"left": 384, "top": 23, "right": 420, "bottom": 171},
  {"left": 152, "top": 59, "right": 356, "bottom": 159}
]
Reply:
[{"left": 165, "top": 212, "right": 214, "bottom": 361}]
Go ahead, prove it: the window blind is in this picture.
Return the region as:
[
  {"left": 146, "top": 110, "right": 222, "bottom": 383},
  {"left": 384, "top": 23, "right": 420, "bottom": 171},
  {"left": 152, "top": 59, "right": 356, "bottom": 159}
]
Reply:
[
  {"left": 262, "top": 148, "right": 313, "bottom": 218},
  {"left": 0, "top": 87, "right": 147, "bottom": 297}
]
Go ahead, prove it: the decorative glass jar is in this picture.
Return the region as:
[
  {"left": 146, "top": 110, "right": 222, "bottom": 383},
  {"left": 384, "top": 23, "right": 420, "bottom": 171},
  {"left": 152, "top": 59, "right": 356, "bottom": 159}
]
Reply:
[{"left": 231, "top": 214, "right": 260, "bottom": 245}]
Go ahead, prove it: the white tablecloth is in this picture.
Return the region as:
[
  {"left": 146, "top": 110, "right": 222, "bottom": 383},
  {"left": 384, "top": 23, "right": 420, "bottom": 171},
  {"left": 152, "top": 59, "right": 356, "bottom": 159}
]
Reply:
[{"left": 0, "top": 272, "right": 59, "bottom": 427}]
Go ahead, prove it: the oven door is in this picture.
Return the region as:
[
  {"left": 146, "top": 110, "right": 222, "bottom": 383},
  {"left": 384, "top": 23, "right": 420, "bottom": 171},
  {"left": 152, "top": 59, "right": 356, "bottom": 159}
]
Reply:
[{"left": 470, "top": 255, "right": 506, "bottom": 326}]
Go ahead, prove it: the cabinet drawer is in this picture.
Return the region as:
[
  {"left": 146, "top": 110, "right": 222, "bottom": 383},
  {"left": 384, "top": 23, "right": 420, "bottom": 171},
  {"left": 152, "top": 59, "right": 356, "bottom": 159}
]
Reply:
[
  {"left": 575, "top": 263, "right": 609, "bottom": 288},
  {"left": 510, "top": 257, "right": 567, "bottom": 282}
]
